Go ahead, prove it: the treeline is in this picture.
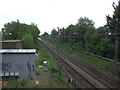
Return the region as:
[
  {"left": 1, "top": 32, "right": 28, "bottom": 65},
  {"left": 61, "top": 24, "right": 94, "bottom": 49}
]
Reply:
[
  {"left": 2, "top": 20, "right": 40, "bottom": 49},
  {"left": 41, "top": 1, "right": 120, "bottom": 62}
]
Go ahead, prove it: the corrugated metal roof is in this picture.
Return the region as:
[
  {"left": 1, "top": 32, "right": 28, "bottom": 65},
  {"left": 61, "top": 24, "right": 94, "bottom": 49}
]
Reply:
[{"left": 0, "top": 49, "right": 36, "bottom": 53}]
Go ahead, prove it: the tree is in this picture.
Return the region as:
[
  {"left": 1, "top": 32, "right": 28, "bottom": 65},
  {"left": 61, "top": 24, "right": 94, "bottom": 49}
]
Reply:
[
  {"left": 22, "top": 34, "right": 35, "bottom": 49},
  {"left": 40, "top": 32, "right": 50, "bottom": 41},
  {"left": 76, "top": 17, "right": 95, "bottom": 49},
  {"left": 106, "top": 1, "right": 120, "bottom": 62},
  {"left": 106, "top": 1, "right": 120, "bottom": 36},
  {"left": 0, "top": 31, "right": 2, "bottom": 40},
  {"left": 77, "top": 17, "right": 95, "bottom": 29},
  {"left": 2, "top": 20, "right": 40, "bottom": 48},
  {"left": 51, "top": 29, "right": 58, "bottom": 37},
  {"left": 96, "top": 38, "right": 114, "bottom": 58},
  {"left": 2, "top": 20, "right": 40, "bottom": 41}
]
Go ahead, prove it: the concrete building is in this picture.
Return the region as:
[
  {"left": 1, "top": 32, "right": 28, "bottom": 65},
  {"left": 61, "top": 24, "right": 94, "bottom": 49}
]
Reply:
[
  {"left": 0, "top": 49, "right": 37, "bottom": 80},
  {"left": 0, "top": 40, "right": 22, "bottom": 49}
]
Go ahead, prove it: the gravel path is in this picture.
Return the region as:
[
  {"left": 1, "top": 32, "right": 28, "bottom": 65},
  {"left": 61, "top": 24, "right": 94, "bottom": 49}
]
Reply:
[{"left": 29, "top": 68, "right": 58, "bottom": 88}]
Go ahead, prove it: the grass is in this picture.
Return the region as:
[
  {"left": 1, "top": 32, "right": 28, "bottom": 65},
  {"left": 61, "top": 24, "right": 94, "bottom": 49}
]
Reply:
[
  {"left": 36, "top": 43, "right": 58, "bottom": 69},
  {"left": 6, "top": 79, "right": 29, "bottom": 88},
  {"left": 51, "top": 79, "right": 73, "bottom": 88},
  {"left": 50, "top": 72, "right": 68, "bottom": 82},
  {"left": 50, "top": 72, "right": 73, "bottom": 88},
  {"left": 75, "top": 51, "right": 117, "bottom": 70}
]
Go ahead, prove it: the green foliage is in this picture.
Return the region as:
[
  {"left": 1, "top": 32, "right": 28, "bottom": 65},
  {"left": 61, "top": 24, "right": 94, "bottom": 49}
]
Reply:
[
  {"left": 0, "top": 31, "right": 2, "bottom": 40},
  {"left": 96, "top": 38, "right": 112, "bottom": 57},
  {"left": 50, "top": 73, "right": 68, "bottom": 82},
  {"left": 36, "top": 42, "right": 58, "bottom": 69},
  {"left": 106, "top": 1, "right": 120, "bottom": 36},
  {"left": 36, "top": 42, "right": 72, "bottom": 88},
  {"left": 9, "top": 79, "right": 29, "bottom": 88},
  {"left": 75, "top": 51, "right": 117, "bottom": 70},
  {"left": 2, "top": 20, "right": 40, "bottom": 48},
  {"left": 50, "top": 41, "right": 117, "bottom": 74},
  {"left": 51, "top": 29, "right": 58, "bottom": 38},
  {"left": 77, "top": 17, "right": 95, "bottom": 28},
  {"left": 106, "top": 1, "right": 120, "bottom": 61},
  {"left": 22, "top": 34, "right": 35, "bottom": 48},
  {"left": 41, "top": 12, "right": 120, "bottom": 62},
  {"left": 0, "top": 31, "right": 5, "bottom": 40}
]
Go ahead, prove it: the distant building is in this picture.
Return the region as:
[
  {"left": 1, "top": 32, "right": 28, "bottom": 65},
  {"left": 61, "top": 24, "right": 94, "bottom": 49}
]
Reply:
[
  {"left": 0, "top": 40, "right": 22, "bottom": 49},
  {"left": 0, "top": 49, "right": 37, "bottom": 80}
]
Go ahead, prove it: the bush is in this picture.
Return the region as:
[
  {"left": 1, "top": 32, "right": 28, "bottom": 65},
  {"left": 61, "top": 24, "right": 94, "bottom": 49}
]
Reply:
[
  {"left": 22, "top": 34, "right": 35, "bottom": 48},
  {"left": 9, "top": 79, "right": 29, "bottom": 88}
]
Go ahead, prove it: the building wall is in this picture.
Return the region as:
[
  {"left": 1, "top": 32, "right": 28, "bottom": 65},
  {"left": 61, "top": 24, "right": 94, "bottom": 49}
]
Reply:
[
  {"left": 1, "top": 40, "right": 22, "bottom": 49},
  {"left": 1, "top": 53, "right": 36, "bottom": 79},
  {"left": 16, "top": 42, "right": 22, "bottom": 49}
]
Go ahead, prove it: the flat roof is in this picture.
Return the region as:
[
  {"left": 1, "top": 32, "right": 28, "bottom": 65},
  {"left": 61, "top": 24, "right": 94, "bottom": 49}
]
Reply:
[
  {"left": 0, "top": 49, "right": 36, "bottom": 54},
  {"left": 0, "top": 40, "right": 22, "bottom": 43}
]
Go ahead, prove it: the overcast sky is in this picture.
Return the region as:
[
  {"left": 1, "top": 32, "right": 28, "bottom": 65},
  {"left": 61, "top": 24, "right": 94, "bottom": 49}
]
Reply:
[{"left": 0, "top": 0, "right": 118, "bottom": 34}]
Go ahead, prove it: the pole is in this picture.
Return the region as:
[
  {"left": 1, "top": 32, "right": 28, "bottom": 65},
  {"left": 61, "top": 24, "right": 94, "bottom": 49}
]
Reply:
[
  {"left": 85, "top": 38, "right": 88, "bottom": 53},
  {"left": 68, "top": 35, "right": 70, "bottom": 53},
  {"left": 114, "top": 36, "right": 119, "bottom": 63},
  {"left": 67, "top": 35, "right": 69, "bottom": 52},
  {"left": 60, "top": 35, "right": 62, "bottom": 56}
]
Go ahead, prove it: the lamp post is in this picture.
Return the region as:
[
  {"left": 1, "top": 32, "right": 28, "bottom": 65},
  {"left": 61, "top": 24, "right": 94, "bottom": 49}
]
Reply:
[
  {"left": 57, "top": 32, "right": 62, "bottom": 75},
  {"left": 58, "top": 32, "right": 62, "bottom": 58},
  {"left": 108, "top": 32, "right": 119, "bottom": 63},
  {"left": 67, "top": 32, "right": 78, "bottom": 54}
]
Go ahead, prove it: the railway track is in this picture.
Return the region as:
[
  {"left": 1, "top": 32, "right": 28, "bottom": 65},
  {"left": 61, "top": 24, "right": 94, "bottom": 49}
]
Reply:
[
  {"left": 66, "top": 56, "right": 119, "bottom": 88},
  {"left": 40, "top": 40, "right": 119, "bottom": 89}
]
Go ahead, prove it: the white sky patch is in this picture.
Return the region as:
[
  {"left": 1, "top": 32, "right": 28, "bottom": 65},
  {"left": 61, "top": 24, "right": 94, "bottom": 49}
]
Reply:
[{"left": 0, "top": 0, "right": 119, "bottom": 34}]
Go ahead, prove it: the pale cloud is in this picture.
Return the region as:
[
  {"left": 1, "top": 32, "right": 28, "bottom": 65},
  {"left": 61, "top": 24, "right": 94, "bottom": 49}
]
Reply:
[{"left": 0, "top": 0, "right": 118, "bottom": 34}]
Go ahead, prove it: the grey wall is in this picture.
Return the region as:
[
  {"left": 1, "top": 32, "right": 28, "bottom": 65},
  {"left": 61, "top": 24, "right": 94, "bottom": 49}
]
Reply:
[{"left": 1, "top": 54, "right": 36, "bottom": 79}]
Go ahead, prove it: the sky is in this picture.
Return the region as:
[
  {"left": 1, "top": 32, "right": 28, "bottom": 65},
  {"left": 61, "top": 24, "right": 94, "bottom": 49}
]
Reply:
[{"left": 0, "top": 0, "right": 119, "bottom": 35}]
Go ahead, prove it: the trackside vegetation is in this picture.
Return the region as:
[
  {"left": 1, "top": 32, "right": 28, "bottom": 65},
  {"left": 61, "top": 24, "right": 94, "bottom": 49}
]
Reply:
[
  {"left": 36, "top": 41, "right": 74, "bottom": 88},
  {"left": 41, "top": 1, "right": 120, "bottom": 63},
  {"left": 43, "top": 40, "right": 119, "bottom": 77}
]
